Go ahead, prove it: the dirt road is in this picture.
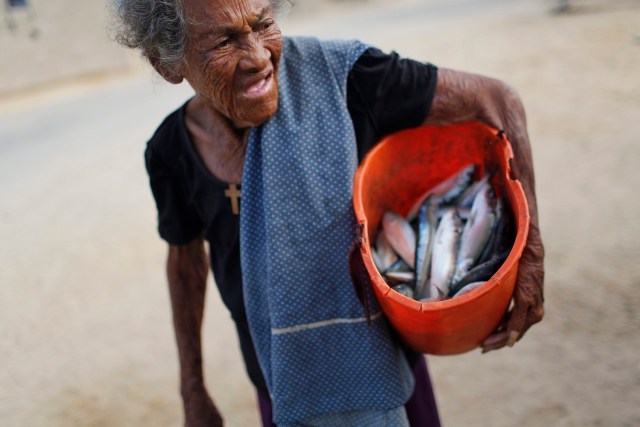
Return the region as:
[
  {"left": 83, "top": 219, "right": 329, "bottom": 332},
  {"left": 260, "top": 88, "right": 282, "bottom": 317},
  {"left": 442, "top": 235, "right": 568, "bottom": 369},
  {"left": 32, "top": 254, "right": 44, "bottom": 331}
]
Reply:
[{"left": 1, "top": 0, "right": 639, "bottom": 426}]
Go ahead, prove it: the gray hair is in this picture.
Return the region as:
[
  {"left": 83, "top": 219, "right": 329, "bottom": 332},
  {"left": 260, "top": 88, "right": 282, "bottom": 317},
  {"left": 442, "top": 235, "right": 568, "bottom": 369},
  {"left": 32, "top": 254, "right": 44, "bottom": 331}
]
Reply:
[{"left": 112, "top": 0, "right": 293, "bottom": 73}]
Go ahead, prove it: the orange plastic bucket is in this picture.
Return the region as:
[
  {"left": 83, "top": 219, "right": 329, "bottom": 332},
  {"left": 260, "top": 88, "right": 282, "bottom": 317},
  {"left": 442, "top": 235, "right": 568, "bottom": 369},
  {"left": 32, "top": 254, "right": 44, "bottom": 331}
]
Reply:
[{"left": 353, "top": 122, "right": 530, "bottom": 355}]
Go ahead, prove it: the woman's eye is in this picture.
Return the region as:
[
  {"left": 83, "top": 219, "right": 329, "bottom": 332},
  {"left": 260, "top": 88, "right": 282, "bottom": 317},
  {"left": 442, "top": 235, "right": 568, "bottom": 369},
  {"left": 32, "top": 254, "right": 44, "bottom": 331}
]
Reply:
[
  {"left": 218, "top": 39, "right": 230, "bottom": 48},
  {"left": 258, "top": 21, "right": 273, "bottom": 32}
]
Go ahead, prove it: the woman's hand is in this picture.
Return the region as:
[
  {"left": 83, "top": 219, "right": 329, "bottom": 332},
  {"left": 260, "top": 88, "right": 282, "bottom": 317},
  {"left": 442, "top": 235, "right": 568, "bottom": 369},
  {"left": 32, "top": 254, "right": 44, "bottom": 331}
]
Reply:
[{"left": 183, "top": 385, "right": 224, "bottom": 427}]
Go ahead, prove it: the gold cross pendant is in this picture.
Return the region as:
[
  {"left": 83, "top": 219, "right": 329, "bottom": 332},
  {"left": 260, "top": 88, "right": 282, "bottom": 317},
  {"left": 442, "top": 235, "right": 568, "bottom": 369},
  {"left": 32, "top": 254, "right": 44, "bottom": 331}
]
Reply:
[{"left": 224, "top": 183, "right": 241, "bottom": 215}]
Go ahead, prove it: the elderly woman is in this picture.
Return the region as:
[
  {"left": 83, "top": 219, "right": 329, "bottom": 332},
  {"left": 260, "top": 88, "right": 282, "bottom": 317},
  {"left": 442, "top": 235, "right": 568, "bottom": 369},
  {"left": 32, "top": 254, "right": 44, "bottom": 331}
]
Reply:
[{"left": 114, "top": 0, "right": 544, "bottom": 425}]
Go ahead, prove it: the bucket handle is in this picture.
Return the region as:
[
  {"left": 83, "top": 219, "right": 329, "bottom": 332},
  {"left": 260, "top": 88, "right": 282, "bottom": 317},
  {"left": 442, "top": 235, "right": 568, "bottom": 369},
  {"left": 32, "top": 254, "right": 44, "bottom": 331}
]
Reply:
[{"left": 348, "top": 222, "right": 373, "bottom": 326}]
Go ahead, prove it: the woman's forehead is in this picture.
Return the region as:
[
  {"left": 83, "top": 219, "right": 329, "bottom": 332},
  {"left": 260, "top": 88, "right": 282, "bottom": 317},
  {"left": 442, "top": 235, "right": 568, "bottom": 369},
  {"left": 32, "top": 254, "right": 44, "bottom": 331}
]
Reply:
[{"left": 184, "top": 0, "right": 273, "bottom": 28}]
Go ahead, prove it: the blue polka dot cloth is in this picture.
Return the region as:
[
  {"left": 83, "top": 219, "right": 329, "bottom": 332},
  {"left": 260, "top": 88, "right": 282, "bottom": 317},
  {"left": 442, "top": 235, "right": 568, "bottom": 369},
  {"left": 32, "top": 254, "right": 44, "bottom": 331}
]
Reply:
[{"left": 240, "top": 37, "right": 414, "bottom": 425}]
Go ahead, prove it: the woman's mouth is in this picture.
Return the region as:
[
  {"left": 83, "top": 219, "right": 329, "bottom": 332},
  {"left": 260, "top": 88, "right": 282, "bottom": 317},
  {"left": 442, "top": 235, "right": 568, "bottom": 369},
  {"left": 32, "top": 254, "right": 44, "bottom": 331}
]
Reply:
[{"left": 243, "top": 72, "right": 274, "bottom": 99}]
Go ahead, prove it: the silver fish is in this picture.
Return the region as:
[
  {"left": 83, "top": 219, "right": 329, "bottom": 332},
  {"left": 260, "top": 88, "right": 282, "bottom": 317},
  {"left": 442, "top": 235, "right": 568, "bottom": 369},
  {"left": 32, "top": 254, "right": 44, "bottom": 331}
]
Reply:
[
  {"left": 452, "top": 281, "right": 486, "bottom": 298},
  {"left": 371, "top": 249, "right": 384, "bottom": 272},
  {"left": 448, "top": 250, "right": 508, "bottom": 297},
  {"left": 476, "top": 197, "right": 504, "bottom": 265},
  {"left": 428, "top": 208, "right": 463, "bottom": 299},
  {"left": 392, "top": 284, "right": 415, "bottom": 299},
  {"left": 386, "top": 271, "right": 415, "bottom": 283},
  {"left": 384, "top": 258, "right": 411, "bottom": 274},
  {"left": 456, "top": 174, "right": 490, "bottom": 209},
  {"left": 374, "top": 231, "right": 398, "bottom": 272},
  {"left": 414, "top": 195, "right": 438, "bottom": 298},
  {"left": 382, "top": 211, "right": 416, "bottom": 269},
  {"left": 419, "top": 285, "right": 442, "bottom": 303},
  {"left": 406, "top": 164, "right": 476, "bottom": 220},
  {"left": 452, "top": 184, "right": 496, "bottom": 285},
  {"left": 438, "top": 206, "right": 471, "bottom": 221},
  {"left": 439, "top": 164, "right": 476, "bottom": 205}
]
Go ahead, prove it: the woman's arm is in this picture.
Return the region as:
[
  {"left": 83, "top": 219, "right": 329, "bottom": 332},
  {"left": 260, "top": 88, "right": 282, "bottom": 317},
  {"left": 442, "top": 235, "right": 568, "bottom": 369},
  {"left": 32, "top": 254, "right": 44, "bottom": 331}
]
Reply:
[
  {"left": 425, "top": 68, "right": 545, "bottom": 352},
  {"left": 167, "top": 237, "right": 223, "bottom": 426}
]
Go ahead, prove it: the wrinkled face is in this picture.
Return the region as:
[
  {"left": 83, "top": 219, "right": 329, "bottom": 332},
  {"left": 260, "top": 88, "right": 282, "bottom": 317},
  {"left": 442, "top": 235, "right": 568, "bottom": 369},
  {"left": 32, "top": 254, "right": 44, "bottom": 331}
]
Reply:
[{"left": 181, "top": 0, "right": 282, "bottom": 128}]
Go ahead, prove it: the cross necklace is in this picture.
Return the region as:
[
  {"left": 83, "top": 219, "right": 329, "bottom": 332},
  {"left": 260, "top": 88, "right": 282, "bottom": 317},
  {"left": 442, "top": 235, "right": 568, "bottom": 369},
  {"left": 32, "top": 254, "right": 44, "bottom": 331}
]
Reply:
[
  {"left": 224, "top": 183, "right": 242, "bottom": 215},
  {"left": 220, "top": 129, "right": 247, "bottom": 216}
]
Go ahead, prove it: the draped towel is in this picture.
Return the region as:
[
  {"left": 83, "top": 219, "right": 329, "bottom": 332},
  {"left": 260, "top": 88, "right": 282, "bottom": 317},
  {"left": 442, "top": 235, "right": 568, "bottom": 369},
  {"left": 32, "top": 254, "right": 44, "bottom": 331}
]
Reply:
[{"left": 240, "top": 36, "right": 413, "bottom": 424}]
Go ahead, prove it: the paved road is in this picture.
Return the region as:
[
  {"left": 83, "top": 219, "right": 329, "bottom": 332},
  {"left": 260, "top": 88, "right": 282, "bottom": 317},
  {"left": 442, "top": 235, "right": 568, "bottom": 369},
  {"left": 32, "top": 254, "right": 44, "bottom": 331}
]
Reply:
[{"left": 1, "top": 0, "right": 639, "bottom": 426}]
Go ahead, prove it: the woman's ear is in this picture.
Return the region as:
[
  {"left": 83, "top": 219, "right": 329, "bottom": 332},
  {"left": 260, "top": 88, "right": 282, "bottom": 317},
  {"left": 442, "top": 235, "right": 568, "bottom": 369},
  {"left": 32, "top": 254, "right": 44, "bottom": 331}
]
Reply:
[{"left": 149, "top": 57, "right": 184, "bottom": 84}]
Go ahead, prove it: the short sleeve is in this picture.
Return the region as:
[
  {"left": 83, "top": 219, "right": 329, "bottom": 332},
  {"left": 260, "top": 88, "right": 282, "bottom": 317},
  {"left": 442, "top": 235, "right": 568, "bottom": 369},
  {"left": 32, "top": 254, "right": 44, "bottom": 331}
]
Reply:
[
  {"left": 144, "top": 143, "right": 204, "bottom": 245},
  {"left": 347, "top": 47, "right": 438, "bottom": 160}
]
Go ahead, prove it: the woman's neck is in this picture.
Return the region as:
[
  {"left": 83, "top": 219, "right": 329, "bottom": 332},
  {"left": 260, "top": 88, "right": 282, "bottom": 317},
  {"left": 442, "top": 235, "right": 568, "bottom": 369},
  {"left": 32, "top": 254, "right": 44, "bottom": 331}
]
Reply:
[{"left": 185, "top": 96, "right": 250, "bottom": 184}]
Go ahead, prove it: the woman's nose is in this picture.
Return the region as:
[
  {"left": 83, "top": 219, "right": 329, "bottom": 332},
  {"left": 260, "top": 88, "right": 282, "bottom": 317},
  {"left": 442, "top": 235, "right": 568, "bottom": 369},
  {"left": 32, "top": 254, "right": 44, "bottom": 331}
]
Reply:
[{"left": 238, "top": 36, "right": 271, "bottom": 73}]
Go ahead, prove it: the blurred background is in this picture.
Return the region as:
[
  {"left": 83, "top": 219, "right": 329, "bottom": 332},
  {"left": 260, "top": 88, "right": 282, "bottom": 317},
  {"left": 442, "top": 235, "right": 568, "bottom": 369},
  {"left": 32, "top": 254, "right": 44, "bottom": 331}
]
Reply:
[{"left": 1, "top": 0, "right": 639, "bottom": 426}]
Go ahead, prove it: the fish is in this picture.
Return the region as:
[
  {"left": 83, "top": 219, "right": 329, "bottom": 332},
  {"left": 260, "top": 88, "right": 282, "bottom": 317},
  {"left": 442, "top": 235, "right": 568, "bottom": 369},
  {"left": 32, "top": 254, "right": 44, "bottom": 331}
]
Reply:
[
  {"left": 456, "top": 174, "right": 491, "bottom": 209},
  {"left": 448, "top": 250, "right": 509, "bottom": 297},
  {"left": 386, "top": 271, "right": 415, "bottom": 284},
  {"left": 437, "top": 206, "right": 470, "bottom": 221},
  {"left": 455, "top": 207, "right": 471, "bottom": 222},
  {"left": 383, "top": 259, "right": 412, "bottom": 287},
  {"left": 428, "top": 208, "right": 463, "bottom": 299},
  {"left": 438, "top": 164, "right": 476, "bottom": 205},
  {"left": 374, "top": 167, "right": 514, "bottom": 304},
  {"left": 452, "top": 281, "right": 486, "bottom": 298},
  {"left": 476, "top": 197, "right": 504, "bottom": 265},
  {"left": 392, "top": 284, "right": 415, "bottom": 299},
  {"left": 371, "top": 249, "right": 384, "bottom": 272},
  {"left": 382, "top": 211, "right": 416, "bottom": 269},
  {"left": 419, "top": 288, "right": 442, "bottom": 303},
  {"left": 494, "top": 199, "right": 516, "bottom": 255},
  {"left": 384, "top": 258, "right": 411, "bottom": 275},
  {"left": 414, "top": 195, "right": 439, "bottom": 298},
  {"left": 407, "top": 164, "right": 476, "bottom": 220},
  {"left": 374, "top": 231, "right": 398, "bottom": 271},
  {"left": 452, "top": 185, "right": 497, "bottom": 285}
]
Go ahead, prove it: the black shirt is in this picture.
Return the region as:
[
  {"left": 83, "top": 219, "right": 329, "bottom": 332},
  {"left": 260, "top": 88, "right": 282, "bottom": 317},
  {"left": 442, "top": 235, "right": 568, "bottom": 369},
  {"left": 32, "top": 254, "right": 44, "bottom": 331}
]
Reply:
[{"left": 144, "top": 47, "right": 438, "bottom": 395}]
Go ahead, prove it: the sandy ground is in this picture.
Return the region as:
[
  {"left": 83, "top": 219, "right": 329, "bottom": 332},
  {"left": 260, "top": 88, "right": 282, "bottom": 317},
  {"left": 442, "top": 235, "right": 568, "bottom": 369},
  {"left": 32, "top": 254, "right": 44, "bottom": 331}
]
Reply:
[{"left": 1, "top": 0, "right": 639, "bottom": 426}]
